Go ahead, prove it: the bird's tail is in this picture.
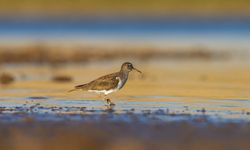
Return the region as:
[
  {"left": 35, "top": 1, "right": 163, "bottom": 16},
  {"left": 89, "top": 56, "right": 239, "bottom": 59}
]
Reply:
[{"left": 68, "top": 83, "right": 88, "bottom": 92}]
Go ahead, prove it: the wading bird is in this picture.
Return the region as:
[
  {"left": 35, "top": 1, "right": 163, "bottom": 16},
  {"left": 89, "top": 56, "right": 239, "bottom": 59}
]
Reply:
[{"left": 69, "top": 62, "right": 142, "bottom": 106}]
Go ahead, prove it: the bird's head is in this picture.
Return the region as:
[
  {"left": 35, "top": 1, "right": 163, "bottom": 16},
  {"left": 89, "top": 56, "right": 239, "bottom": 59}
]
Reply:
[{"left": 121, "top": 62, "right": 142, "bottom": 73}]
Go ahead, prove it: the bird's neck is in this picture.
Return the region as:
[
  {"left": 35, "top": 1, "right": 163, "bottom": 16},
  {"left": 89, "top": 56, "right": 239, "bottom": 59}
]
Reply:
[{"left": 120, "top": 70, "right": 129, "bottom": 79}]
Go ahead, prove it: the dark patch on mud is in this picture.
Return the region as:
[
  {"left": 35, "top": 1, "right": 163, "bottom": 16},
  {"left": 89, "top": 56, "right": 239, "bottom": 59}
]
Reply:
[
  {"left": 51, "top": 75, "right": 73, "bottom": 83},
  {"left": 0, "top": 73, "right": 15, "bottom": 85},
  {"left": 28, "top": 96, "right": 49, "bottom": 100}
]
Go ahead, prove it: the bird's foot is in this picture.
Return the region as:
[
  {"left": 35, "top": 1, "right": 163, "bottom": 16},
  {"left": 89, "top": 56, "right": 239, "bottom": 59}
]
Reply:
[{"left": 106, "top": 98, "right": 115, "bottom": 106}]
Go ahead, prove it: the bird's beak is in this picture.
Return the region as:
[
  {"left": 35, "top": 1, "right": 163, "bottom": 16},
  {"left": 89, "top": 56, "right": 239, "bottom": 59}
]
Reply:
[{"left": 133, "top": 67, "right": 142, "bottom": 73}]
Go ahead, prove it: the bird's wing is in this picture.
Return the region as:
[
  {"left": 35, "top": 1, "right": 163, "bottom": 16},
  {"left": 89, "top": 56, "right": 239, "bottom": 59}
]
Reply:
[{"left": 88, "top": 72, "right": 120, "bottom": 90}]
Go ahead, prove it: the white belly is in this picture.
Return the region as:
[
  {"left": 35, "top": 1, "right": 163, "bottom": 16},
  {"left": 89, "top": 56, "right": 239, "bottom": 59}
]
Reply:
[
  {"left": 88, "top": 89, "right": 117, "bottom": 95},
  {"left": 88, "top": 77, "right": 123, "bottom": 95}
]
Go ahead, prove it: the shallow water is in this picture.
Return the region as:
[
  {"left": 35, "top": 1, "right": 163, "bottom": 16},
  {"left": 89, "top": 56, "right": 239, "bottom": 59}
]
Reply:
[
  {"left": 1, "top": 61, "right": 250, "bottom": 123},
  {"left": 1, "top": 97, "right": 250, "bottom": 123}
]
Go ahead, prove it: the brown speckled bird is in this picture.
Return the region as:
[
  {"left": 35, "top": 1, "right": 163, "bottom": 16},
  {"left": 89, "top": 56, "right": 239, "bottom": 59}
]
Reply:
[{"left": 69, "top": 62, "right": 141, "bottom": 105}]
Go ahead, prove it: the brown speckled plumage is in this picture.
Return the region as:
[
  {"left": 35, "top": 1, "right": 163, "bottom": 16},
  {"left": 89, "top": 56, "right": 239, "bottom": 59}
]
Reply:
[
  {"left": 74, "top": 72, "right": 121, "bottom": 91},
  {"left": 69, "top": 62, "right": 141, "bottom": 105}
]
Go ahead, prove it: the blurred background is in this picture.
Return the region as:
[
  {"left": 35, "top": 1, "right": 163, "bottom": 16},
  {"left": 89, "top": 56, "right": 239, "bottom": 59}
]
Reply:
[
  {"left": 1, "top": 0, "right": 250, "bottom": 98},
  {"left": 0, "top": 0, "right": 250, "bottom": 97},
  {"left": 0, "top": 0, "right": 250, "bottom": 64}
]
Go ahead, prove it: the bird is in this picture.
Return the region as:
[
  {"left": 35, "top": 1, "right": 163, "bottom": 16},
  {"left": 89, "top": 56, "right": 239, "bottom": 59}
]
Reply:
[{"left": 69, "top": 62, "right": 141, "bottom": 106}]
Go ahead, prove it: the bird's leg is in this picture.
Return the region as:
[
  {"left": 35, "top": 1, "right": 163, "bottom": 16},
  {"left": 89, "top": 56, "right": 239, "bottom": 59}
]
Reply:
[
  {"left": 107, "top": 99, "right": 115, "bottom": 106},
  {"left": 104, "top": 95, "right": 115, "bottom": 106}
]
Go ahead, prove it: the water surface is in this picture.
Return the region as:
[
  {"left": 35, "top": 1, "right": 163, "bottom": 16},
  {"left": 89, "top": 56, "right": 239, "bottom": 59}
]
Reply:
[
  {"left": 0, "top": 17, "right": 250, "bottom": 49},
  {"left": 1, "top": 61, "right": 250, "bottom": 123}
]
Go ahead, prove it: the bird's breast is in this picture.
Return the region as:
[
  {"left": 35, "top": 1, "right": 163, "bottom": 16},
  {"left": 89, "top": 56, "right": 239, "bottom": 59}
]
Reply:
[{"left": 116, "top": 77, "right": 127, "bottom": 90}]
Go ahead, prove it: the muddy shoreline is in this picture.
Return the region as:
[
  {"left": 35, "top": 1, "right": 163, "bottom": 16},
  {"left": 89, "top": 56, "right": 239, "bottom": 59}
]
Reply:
[
  {"left": 0, "top": 111, "right": 250, "bottom": 150},
  {"left": 1, "top": 57, "right": 250, "bottom": 150}
]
